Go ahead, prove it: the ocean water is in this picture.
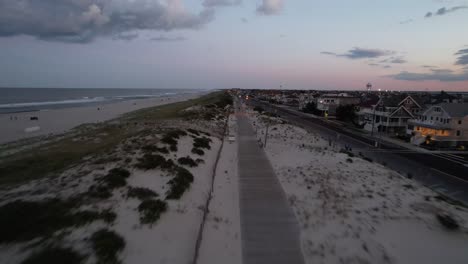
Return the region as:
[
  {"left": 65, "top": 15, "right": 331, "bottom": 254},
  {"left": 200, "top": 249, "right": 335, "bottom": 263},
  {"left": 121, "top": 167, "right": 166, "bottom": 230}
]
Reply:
[{"left": 0, "top": 88, "right": 199, "bottom": 113}]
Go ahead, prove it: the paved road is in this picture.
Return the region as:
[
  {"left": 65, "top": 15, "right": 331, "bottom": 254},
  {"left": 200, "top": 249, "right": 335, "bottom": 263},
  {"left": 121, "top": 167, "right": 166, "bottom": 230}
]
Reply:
[
  {"left": 250, "top": 99, "right": 468, "bottom": 204},
  {"left": 236, "top": 103, "right": 305, "bottom": 264}
]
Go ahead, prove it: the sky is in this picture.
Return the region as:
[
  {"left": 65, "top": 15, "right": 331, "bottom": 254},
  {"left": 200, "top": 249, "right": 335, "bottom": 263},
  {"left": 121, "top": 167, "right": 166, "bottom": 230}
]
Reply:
[{"left": 0, "top": 0, "right": 467, "bottom": 91}]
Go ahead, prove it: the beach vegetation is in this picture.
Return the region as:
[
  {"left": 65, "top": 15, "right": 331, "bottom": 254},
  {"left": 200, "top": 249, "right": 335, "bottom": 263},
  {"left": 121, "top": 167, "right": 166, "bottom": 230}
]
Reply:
[
  {"left": 436, "top": 213, "right": 459, "bottom": 230},
  {"left": 166, "top": 166, "right": 194, "bottom": 199},
  {"left": 91, "top": 229, "right": 126, "bottom": 264},
  {"left": 0, "top": 92, "right": 226, "bottom": 187},
  {"left": 177, "top": 156, "right": 198, "bottom": 167},
  {"left": 191, "top": 148, "right": 204, "bottom": 155},
  {"left": 127, "top": 187, "right": 158, "bottom": 200},
  {"left": 100, "top": 168, "right": 131, "bottom": 189},
  {"left": 187, "top": 128, "right": 200, "bottom": 136},
  {"left": 135, "top": 154, "right": 174, "bottom": 170},
  {"left": 142, "top": 145, "right": 169, "bottom": 154},
  {"left": 193, "top": 137, "right": 211, "bottom": 150},
  {"left": 0, "top": 199, "right": 110, "bottom": 243},
  {"left": 137, "top": 199, "right": 168, "bottom": 224},
  {"left": 21, "top": 247, "right": 85, "bottom": 264}
]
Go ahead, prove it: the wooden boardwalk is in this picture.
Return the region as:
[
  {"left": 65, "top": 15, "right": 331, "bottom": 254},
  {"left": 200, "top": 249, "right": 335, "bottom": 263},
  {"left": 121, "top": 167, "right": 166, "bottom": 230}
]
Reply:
[{"left": 237, "top": 110, "right": 305, "bottom": 264}]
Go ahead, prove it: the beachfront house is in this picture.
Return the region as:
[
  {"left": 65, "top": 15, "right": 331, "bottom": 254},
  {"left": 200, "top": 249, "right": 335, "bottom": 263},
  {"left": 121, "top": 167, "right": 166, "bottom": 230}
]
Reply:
[
  {"left": 315, "top": 93, "right": 360, "bottom": 115},
  {"left": 357, "top": 94, "right": 424, "bottom": 135},
  {"left": 408, "top": 103, "right": 468, "bottom": 148}
]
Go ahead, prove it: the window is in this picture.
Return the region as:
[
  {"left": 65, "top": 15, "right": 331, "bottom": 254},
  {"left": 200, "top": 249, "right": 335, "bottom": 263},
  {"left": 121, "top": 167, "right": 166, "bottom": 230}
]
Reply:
[
  {"left": 459, "top": 120, "right": 462, "bottom": 125},
  {"left": 430, "top": 116, "right": 433, "bottom": 120},
  {"left": 457, "top": 130, "right": 461, "bottom": 136},
  {"left": 436, "top": 117, "right": 439, "bottom": 121}
]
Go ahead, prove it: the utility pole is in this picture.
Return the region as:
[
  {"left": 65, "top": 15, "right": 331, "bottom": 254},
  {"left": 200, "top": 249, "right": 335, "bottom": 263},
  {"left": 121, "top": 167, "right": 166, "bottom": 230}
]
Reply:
[
  {"left": 371, "top": 105, "right": 376, "bottom": 137},
  {"left": 264, "top": 119, "right": 270, "bottom": 148}
]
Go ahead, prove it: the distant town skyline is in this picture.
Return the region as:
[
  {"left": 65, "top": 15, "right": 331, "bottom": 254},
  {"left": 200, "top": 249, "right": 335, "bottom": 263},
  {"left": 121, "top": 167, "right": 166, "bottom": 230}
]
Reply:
[{"left": 0, "top": 0, "right": 467, "bottom": 91}]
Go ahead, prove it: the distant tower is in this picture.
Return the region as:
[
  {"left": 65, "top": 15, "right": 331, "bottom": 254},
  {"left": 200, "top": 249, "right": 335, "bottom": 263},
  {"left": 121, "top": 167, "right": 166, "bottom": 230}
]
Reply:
[{"left": 366, "top": 83, "right": 372, "bottom": 93}]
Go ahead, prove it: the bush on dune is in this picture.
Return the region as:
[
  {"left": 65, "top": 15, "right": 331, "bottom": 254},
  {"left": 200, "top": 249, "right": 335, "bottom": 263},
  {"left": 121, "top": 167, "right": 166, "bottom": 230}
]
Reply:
[
  {"left": 91, "top": 229, "right": 126, "bottom": 264},
  {"left": 193, "top": 137, "right": 212, "bottom": 150},
  {"left": 21, "top": 247, "right": 84, "bottom": 264},
  {"left": 177, "top": 156, "right": 198, "bottom": 167},
  {"left": 166, "top": 166, "right": 194, "bottom": 200},
  {"left": 137, "top": 199, "right": 168, "bottom": 224},
  {"left": 135, "top": 154, "right": 174, "bottom": 170}
]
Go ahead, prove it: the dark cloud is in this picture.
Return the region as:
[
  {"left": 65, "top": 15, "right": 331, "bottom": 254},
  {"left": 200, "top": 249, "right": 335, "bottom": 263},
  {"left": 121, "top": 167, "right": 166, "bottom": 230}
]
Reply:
[
  {"left": 387, "top": 68, "right": 468, "bottom": 82},
  {"left": 257, "top": 0, "right": 284, "bottom": 15},
  {"left": 321, "top": 47, "right": 395, "bottom": 60},
  {"left": 149, "top": 35, "right": 186, "bottom": 42},
  {"left": 399, "top": 19, "right": 414, "bottom": 24},
  {"left": 0, "top": 0, "right": 215, "bottom": 43},
  {"left": 113, "top": 32, "right": 139, "bottom": 41},
  {"left": 380, "top": 56, "right": 407, "bottom": 64},
  {"left": 368, "top": 63, "right": 392, "bottom": 69},
  {"left": 455, "top": 48, "right": 468, "bottom": 65},
  {"left": 202, "top": 0, "right": 241, "bottom": 7},
  {"left": 425, "top": 5, "right": 468, "bottom": 18}
]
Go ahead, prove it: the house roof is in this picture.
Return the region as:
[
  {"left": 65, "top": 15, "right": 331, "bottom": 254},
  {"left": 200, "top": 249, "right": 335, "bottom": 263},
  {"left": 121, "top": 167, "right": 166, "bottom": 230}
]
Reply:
[{"left": 439, "top": 103, "right": 468, "bottom": 117}]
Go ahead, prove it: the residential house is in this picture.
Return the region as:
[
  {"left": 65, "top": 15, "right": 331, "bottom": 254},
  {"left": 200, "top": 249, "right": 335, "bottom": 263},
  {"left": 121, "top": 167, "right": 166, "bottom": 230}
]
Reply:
[
  {"left": 408, "top": 103, "right": 468, "bottom": 148},
  {"left": 315, "top": 93, "right": 360, "bottom": 115},
  {"left": 358, "top": 94, "right": 424, "bottom": 135}
]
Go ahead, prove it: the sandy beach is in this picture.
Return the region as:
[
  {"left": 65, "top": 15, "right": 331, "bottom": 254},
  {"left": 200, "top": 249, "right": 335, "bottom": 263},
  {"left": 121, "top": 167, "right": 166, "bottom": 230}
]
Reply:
[
  {"left": 0, "top": 92, "right": 204, "bottom": 145},
  {"left": 249, "top": 108, "right": 468, "bottom": 264}
]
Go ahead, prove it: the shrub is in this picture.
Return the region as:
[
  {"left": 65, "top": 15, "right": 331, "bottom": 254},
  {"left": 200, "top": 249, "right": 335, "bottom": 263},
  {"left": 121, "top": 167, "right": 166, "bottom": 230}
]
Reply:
[
  {"left": 100, "top": 209, "right": 117, "bottom": 224},
  {"left": 436, "top": 213, "right": 459, "bottom": 230},
  {"left": 178, "top": 156, "right": 198, "bottom": 167},
  {"left": 127, "top": 187, "right": 158, "bottom": 200},
  {"left": 253, "top": 106, "right": 264, "bottom": 113},
  {"left": 193, "top": 137, "right": 211, "bottom": 150},
  {"left": 21, "top": 247, "right": 84, "bottom": 264},
  {"left": 161, "top": 130, "right": 187, "bottom": 151},
  {"left": 0, "top": 199, "right": 106, "bottom": 243},
  {"left": 87, "top": 185, "right": 113, "bottom": 200},
  {"left": 142, "top": 145, "right": 169, "bottom": 154},
  {"left": 91, "top": 229, "right": 126, "bottom": 264},
  {"left": 137, "top": 199, "right": 168, "bottom": 224},
  {"left": 135, "top": 154, "right": 174, "bottom": 170},
  {"left": 101, "top": 168, "right": 131, "bottom": 189},
  {"left": 166, "top": 167, "right": 194, "bottom": 199},
  {"left": 187, "top": 129, "right": 200, "bottom": 136},
  {"left": 169, "top": 144, "right": 178, "bottom": 152},
  {"left": 191, "top": 148, "right": 204, "bottom": 155}
]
